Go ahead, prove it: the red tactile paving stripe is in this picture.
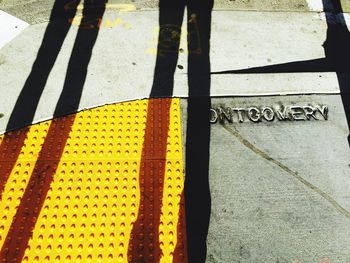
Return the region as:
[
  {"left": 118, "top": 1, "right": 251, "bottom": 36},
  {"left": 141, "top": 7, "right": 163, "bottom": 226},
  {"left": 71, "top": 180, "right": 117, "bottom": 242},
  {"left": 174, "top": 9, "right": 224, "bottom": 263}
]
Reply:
[
  {"left": 128, "top": 98, "right": 178, "bottom": 262},
  {"left": 0, "top": 116, "right": 75, "bottom": 263},
  {"left": 0, "top": 128, "right": 30, "bottom": 201}
]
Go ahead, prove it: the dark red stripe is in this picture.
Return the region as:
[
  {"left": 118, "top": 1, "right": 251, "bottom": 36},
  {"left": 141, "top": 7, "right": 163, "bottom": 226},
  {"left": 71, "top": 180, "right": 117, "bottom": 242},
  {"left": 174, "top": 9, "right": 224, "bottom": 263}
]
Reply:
[
  {"left": 128, "top": 98, "right": 172, "bottom": 263},
  {"left": 173, "top": 191, "right": 188, "bottom": 263},
  {"left": 0, "top": 115, "right": 75, "bottom": 263},
  {"left": 0, "top": 127, "right": 30, "bottom": 201}
]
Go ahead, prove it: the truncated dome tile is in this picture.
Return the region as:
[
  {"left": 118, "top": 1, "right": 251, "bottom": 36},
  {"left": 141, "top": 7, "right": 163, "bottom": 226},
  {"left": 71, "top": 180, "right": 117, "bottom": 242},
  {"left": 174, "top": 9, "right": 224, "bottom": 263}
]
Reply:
[{"left": 0, "top": 98, "right": 187, "bottom": 263}]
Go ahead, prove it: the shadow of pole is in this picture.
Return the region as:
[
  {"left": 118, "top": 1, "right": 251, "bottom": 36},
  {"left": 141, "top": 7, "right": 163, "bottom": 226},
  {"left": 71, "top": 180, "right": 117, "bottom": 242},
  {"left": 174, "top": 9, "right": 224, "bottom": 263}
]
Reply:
[{"left": 185, "top": 0, "right": 213, "bottom": 261}]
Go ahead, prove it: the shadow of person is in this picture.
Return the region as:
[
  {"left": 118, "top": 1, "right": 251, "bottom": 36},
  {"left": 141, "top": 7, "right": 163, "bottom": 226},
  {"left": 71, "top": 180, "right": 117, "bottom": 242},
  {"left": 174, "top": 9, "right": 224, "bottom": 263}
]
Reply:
[
  {"left": 152, "top": 0, "right": 214, "bottom": 261},
  {"left": 0, "top": 1, "right": 107, "bottom": 262},
  {"left": 6, "top": 0, "right": 107, "bottom": 131},
  {"left": 128, "top": 0, "right": 213, "bottom": 261}
]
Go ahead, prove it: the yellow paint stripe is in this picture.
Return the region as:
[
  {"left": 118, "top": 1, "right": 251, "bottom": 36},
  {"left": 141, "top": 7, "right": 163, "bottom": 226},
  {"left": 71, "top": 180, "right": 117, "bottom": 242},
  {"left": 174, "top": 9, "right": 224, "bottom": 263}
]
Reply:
[{"left": 0, "top": 121, "right": 50, "bottom": 249}]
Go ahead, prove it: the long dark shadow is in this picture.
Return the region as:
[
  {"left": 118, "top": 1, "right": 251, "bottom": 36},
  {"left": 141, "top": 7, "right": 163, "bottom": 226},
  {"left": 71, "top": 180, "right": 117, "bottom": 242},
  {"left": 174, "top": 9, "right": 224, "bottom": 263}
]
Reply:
[
  {"left": 6, "top": 0, "right": 107, "bottom": 131},
  {"left": 0, "top": 1, "right": 107, "bottom": 262},
  {"left": 211, "top": 58, "right": 335, "bottom": 75},
  {"left": 149, "top": 0, "right": 186, "bottom": 98},
  {"left": 211, "top": 58, "right": 332, "bottom": 74},
  {"left": 54, "top": 0, "right": 107, "bottom": 116},
  {"left": 322, "top": 0, "right": 350, "bottom": 146},
  {"left": 129, "top": 1, "right": 188, "bottom": 262},
  {"left": 150, "top": 0, "right": 213, "bottom": 262},
  {"left": 211, "top": 0, "right": 350, "bottom": 146},
  {"left": 6, "top": 0, "right": 76, "bottom": 131},
  {"left": 185, "top": 0, "right": 213, "bottom": 262},
  {"left": 127, "top": 0, "right": 186, "bottom": 260},
  {"left": 0, "top": 0, "right": 77, "bottom": 215}
]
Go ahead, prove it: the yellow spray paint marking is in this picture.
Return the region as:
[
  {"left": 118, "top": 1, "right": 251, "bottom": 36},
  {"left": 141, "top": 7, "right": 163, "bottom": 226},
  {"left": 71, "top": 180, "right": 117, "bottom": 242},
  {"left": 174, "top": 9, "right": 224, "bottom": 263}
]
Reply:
[
  {"left": 76, "top": 3, "right": 136, "bottom": 12},
  {"left": 68, "top": 3, "right": 135, "bottom": 29},
  {"left": 69, "top": 16, "right": 132, "bottom": 29},
  {"left": 159, "top": 99, "right": 185, "bottom": 263},
  {"left": 64, "top": 2, "right": 136, "bottom": 12},
  {"left": 0, "top": 121, "right": 50, "bottom": 249}
]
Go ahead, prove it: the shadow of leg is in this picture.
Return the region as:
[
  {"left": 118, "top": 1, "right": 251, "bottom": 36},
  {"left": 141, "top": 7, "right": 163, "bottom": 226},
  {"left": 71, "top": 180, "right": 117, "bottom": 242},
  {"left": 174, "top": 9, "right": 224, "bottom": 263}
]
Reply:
[
  {"left": 54, "top": 0, "right": 107, "bottom": 117},
  {"left": 150, "top": 0, "right": 186, "bottom": 98},
  {"left": 6, "top": 0, "right": 79, "bottom": 132}
]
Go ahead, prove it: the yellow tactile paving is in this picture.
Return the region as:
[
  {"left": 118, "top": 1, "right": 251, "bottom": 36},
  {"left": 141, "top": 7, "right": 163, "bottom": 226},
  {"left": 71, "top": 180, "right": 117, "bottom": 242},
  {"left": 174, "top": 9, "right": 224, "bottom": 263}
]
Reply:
[
  {"left": 0, "top": 121, "right": 51, "bottom": 249},
  {"left": 0, "top": 98, "right": 186, "bottom": 262},
  {"left": 22, "top": 101, "right": 148, "bottom": 263},
  {"left": 159, "top": 99, "right": 184, "bottom": 263}
]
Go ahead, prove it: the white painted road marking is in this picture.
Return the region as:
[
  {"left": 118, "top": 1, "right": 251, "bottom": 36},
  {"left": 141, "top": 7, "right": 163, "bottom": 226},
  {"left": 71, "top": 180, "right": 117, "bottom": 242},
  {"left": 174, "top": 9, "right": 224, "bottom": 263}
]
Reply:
[
  {"left": 0, "top": 10, "right": 28, "bottom": 49},
  {"left": 313, "top": 12, "right": 350, "bottom": 28},
  {"left": 307, "top": 0, "right": 350, "bottom": 28},
  {"left": 306, "top": 0, "right": 324, "bottom": 12}
]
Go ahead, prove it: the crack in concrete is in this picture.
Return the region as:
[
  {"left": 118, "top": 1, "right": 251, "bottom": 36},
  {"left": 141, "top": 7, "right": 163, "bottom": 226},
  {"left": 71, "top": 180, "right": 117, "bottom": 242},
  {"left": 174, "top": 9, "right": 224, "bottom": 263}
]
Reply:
[{"left": 221, "top": 123, "right": 350, "bottom": 220}]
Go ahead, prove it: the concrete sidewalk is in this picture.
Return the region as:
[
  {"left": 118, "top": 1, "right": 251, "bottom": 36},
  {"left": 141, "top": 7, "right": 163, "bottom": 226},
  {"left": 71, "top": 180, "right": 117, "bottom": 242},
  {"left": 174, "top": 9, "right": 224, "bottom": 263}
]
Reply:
[
  {"left": 0, "top": 0, "right": 349, "bottom": 262},
  {"left": 0, "top": 8, "right": 347, "bottom": 132}
]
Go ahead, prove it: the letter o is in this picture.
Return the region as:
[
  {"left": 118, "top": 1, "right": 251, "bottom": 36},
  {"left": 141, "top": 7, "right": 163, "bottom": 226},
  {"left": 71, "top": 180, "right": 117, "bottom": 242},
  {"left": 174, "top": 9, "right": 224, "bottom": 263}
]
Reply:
[
  {"left": 210, "top": 108, "right": 218, "bottom": 124},
  {"left": 262, "top": 107, "right": 275, "bottom": 122}
]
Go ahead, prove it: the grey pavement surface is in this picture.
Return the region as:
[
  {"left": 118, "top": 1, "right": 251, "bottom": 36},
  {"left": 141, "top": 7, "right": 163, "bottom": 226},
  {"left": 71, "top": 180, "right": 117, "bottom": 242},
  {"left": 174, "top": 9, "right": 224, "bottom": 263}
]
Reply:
[
  {"left": 182, "top": 95, "right": 350, "bottom": 263},
  {"left": 0, "top": 9, "right": 343, "bottom": 132}
]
